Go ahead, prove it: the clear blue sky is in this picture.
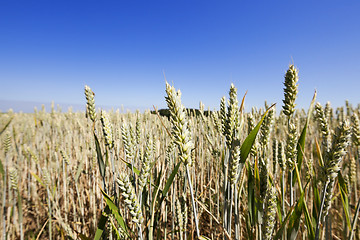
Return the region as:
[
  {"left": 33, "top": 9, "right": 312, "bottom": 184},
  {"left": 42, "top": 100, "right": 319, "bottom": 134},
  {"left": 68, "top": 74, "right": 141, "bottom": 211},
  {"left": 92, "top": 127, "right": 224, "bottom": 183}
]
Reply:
[{"left": 1, "top": 0, "right": 359, "bottom": 112}]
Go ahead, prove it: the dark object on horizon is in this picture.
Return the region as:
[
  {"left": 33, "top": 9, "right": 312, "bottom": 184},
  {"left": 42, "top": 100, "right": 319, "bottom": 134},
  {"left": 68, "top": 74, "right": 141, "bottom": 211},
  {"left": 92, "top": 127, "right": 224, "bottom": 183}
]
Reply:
[{"left": 151, "top": 108, "right": 213, "bottom": 119}]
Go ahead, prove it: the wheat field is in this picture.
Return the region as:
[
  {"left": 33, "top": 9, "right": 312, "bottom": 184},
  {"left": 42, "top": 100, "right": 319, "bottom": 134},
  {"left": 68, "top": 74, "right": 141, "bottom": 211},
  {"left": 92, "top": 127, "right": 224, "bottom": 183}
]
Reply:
[{"left": 1, "top": 65, "right": 360, "bottom": 239}]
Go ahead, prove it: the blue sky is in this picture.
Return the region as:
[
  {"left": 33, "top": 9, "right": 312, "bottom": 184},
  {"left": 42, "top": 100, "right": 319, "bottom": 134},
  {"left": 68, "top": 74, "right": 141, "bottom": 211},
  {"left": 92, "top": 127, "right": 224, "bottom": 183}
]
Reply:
[{"left": 0, "top": 0, "right": 359, "bottom": 112}]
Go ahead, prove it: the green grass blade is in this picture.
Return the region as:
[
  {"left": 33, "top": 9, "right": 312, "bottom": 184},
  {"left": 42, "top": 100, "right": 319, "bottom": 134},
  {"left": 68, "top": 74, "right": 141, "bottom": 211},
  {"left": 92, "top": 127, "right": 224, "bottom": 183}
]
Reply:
[
  {"left": 246, "top": 162, "right": 255, "bottom": 226},
  {"left": 101, "top": 189, "right": 129, "bottom": 236},
  {"left": 287, "top": 192, "right": 305, "bottom": 240},
  {"left": 293, "top": 162, "right": 315, "bottom": 240},
  {"left": 150, "top": 161, "right": 182, "bottom": 230},
  {"left": 161, "top": 161, "right": 181, "bottom": 198},
  {"left": 120, "top": 157, "right": 141, "bottom": 176},
  {"left": 296, "top": 90, "right": 316, "bottom": 175},
  {"left": 303, "top": 200, "right": 315, "bottom": 240},
  {"left": 296, "top": 123, "right": 307, "bottom": 174},
  {"left": 253, "top": 159, "right": 260, "bottom": 224},
  {"left": 94, "top": 133, "right": 106, "bottom": 181},
  {"left": 94, "top": 205, "right": 111, "bottom": 240},
  {"left": 78, "top": 233, "right": 91, "bottom": 240},
  {"left": 285, "top": 180, "right": 313, "bottom": 240},
  {"left": 0, "top": 159, "right": 4, "bottom": 177},
  {"left": 276, "top": 191, "right": 283, "bottom": 223},
  {"left": 239, "top": 103, "right": 275, "bottom": 164},
  {"left": 338, "top": 172, "right": 351, "bottom": 230},
  {"left": 30, "top": 171, "right": 46, "bottom": 188},
  {"left": 154, "top": 168, "right": 162, "bottom": 198},
  {"left": 312, "top": 180, "right": 321, "bottom": 219},
  {"left": 273, "top": 204, "right": 296, "bottom": 240},
  {"left": 0, "top": 117, "right": 12, "bottom": 136},
  {"left": 109, "top": 217, "right": 122, "bottom": 240}
]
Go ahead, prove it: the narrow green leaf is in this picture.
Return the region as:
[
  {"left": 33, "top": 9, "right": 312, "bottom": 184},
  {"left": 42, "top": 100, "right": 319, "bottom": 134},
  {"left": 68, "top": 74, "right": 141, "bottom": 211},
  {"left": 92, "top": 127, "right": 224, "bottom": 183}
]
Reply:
[
  {"left": 94, "top": 205, "right": 111, "bottom": 240},
  {"left": 276, "top": 192, "right": 283, "bottom": 223},
  {"left": 77, "top": 233, "right": 91, "bottom": 240},
  {"left": 338, "top": 172, "right": 351, "bottom": 230},
  {"left": 151, "top": 161, "right": 182, "bottom": 231},
  {"left": 120, "top": 158, "right": 140, "bottom": 176},
  {"left": 154, "top": 168, "right": 162, "bottom": 197},
  {"left": 288, "top": 91, "right": 317, "bottom": 240},
  {"left": 0, "top": 117, "right": 12, "bottom": 136},
  {"left": 0, "top": 159, "right": 4, "bottom": 177},
  {"left": 30, "top": 171, "right": 46, "bottom": 188},
  {"left": 273, "top": 204, "right": 296, "bottom": 240},
  {"left": 285, "top": 184, "right": 314, "bottom": 240},
  {"left": 161, "top": 161, "right": 181, "bottom": 198},
  {"left": 296, "top": 90, "right": 316, "bottom": 175},
  {"left": 246, "top": 162, "right": 255, "bottom": 226},
  {"left": 312, "top": 180, "right": 321, "bottom": 219},
  {"left": 94, "top": 133, "right": 106, "bottom": 180},
  {"left": 293, "top": 162, "right": 315, "bottom": 240},
  {"left": 253, "top": 158, "right": 260, "bottom": 207},
  {"left": 109, "top": 217, "right": 122, "bottom": 240},
  {"left": 296, "top": 125, "right": 307, "bottom": 174},
  {"left": 245, "top": 213, "right": 254, "bottom": 240},
  {"left": 287, "top": 192, "right": 305, "bottom": 240},
  {"left": 101, "top": 189, "right": 129, "bottom": 236},
  {"left": 151, "top": 166, "right": 164, "bottom": 230},
  {"left": 303, "top": 201, "right": 315, "bottom": 240},
  {"left": 239, "top": 103, "right": 275, "bottom": 164}
]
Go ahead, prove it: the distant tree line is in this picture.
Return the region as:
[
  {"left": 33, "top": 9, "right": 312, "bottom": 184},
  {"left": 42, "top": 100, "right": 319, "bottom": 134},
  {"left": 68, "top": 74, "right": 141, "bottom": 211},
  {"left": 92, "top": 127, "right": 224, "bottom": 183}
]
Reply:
[{"left": 151, "top": 108, "right": 213, "bottom": 119}]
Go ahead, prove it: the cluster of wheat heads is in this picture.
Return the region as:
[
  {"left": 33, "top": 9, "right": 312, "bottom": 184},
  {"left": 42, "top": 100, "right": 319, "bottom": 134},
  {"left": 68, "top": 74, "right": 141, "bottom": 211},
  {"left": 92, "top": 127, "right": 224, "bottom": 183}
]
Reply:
[{"left": 0, "top": 65, "right": 360, "bottom": 239}]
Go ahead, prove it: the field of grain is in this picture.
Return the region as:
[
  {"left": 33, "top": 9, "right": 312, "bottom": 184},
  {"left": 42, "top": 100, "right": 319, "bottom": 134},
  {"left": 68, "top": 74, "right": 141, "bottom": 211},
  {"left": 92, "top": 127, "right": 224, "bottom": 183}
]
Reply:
[{"left": 1, "top": 65, "right": 359, "bottom": 239}]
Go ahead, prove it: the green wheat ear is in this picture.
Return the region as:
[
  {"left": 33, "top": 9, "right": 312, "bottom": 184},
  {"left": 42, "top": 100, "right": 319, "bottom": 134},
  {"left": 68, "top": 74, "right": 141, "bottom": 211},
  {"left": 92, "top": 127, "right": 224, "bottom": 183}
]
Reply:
[
  {"left": 84, "top": 85, "right": 96, "bottom": 122},
  {"left": 259, "top": 103, "right": 275, "bottom": 149},
  {"left": 315, "top": 102, "right": 331, "bottom": 152},
  {"left": 278, "top": 141, "right": 286, "bottom": 172},
  {"left": 225, "top": 83, "right": 240, "bottom": 148},
  {"left": 322, "top": 120, "right": 351, "bottom": 222},
  {"left": 351, "top": 113, "right": 360, "bottom": 146},
  {"left": 139, "top": 135, "right": 152, "bottom": 190},
  {"left": 9, "top": 167, "right": 19, "bottom": 192},
  {"left": 282, "top": 64, "right": 299, "bottom": 118},
  {"left": 165, "top": 82, "right": 194, "bottom": 166},
  {"left": 326, "top": 121, "right": 351, "bottom": 180},
  {"left": 100, "top": 110, "right": 114, "bottom": 149},
  {"left": 3, "top": 133, "right": 11, "bottom": 155},
  {"left": 220, "top": 96, "right": 227, "bottom": 135},
  {"left": 263, "top": 186, "right": 277, "bottom": 240},
  {"left": 324, "top": 101, "right": 332, "bottom": 121},
  {"left": 350, "top": 113, "right": 360, "bottom": 184},
  {"left": 228, "top": 145, "right": 240, "bottom": 185},
  {"left": 121, "top": 122, "right": 136, "bottom": 162},
  {"left": 117, "top": 175, "right": 143, "bottom": 224}
]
